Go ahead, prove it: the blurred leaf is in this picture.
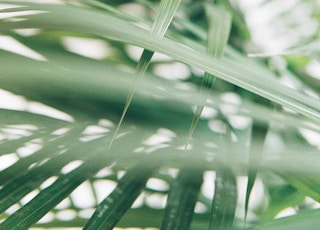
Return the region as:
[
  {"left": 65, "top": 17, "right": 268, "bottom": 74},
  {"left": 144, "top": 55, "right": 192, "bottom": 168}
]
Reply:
[
  {"left": 0, "top": 1, "right": 320, "bottom": 229},
  {"left": 245, "top": 125, "right": 268, "bottom": 222},
  {"left": 0, "top": 133, "right": 93, "bottom": 214},
  {"left": 0, "top": 143, "right": 112, "bottom": 229},
  {"left": 1, "top": 2, "right": 320, "bottom": 123},
  {"left": 261, "top": 209, "right": 320, "bottom": 230},
  {"left": 151, "top": 0, "right": 182, "bottom": 38},
  {"left": 248, "top": 40, "right": 320, "bottom": 60},
  {"left": 262, "top": 185, "right": 304, "bottom": 220},
  {"left": 0, "top": 109, "right": 69, "bottom": 127},
  {"left": 279, "top": 173, "right": 320, "bottom": 203},
  {"left": 264, "top": 150, "right": 320, "bottom": 203}
]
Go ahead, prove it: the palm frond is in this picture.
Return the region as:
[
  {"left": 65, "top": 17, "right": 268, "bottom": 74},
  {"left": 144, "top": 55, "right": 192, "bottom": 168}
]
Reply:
[{"left": 0, "top": 0, "right": 320, "bottom": 229}]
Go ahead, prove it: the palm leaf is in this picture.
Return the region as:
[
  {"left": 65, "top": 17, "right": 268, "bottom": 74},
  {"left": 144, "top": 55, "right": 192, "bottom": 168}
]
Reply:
[
  {"left": 209, "top": 167, "right": 237, "bottom": 230},
  {"left": 1, "top": 2, "right": 320, "bottom": 122},
  {"left": 160, "top": 168, "right": 203, "bottom": 230},
  {"left": 0, "top": 1, "right": 320, "bottom": 229},
  {"left": 84, "top": 157, "right": 160, "bottom": 229}
]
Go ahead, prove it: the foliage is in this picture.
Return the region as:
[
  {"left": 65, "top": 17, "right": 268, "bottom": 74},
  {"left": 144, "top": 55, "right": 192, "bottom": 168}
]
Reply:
[{"left": 0, "top": 0, "right": 320, "bottom": 229}]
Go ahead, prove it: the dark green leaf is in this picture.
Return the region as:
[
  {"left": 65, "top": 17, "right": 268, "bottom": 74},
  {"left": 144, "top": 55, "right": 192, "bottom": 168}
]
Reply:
[
  {"left": 160, "top": 168, "right": 203, "bottom": 230},
  {"left": 209, "top": 167, "right": 237, "bottom": 230}
]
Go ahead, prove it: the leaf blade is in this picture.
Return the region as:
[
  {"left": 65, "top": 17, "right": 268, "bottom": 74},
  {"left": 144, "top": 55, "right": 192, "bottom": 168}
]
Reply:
[
  {"left": 160, "top": 168, "right": 203, "bottom": 230},
  {"left": 209, "top": 167, "right": 237, "bottom": 230},
  {"left": 2, "top": 3, "right": 320, "bottom": 124}
]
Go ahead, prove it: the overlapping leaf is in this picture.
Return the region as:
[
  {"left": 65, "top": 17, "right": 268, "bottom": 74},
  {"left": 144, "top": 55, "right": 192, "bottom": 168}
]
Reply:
[{"left": 1, "top": 2, "right": 320, "bottom": 123}]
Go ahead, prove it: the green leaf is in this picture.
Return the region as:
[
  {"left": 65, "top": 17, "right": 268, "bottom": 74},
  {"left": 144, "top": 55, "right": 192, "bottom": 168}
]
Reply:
[
  {"left": 109, "top": 49, "right": 154, "bottom": 149},
  {"left": 0, "top": 109, "right": 69, "bottom": 127},
  {"left": 261, "top": 208, "right": 320, "bottom": 230},
  {"left": 0, "top": 135, "right": 92, "bottom": 214},
  {"left": 160, "top": 168, "right": 203, "bottom": 230},
  {"left": 0, "top": 146, "right": 111, "bottom": 229},
  {"left": 0, "top": 2, "right": 320, "bottom": 229},
  {"left": 279, "top": 173, "right": 320, "bottom": 203},
  {"left": 248, "top": 40, "right": 320, "bottom": 60},
  {"left": 205, "top": 4, "right": 231, "bottom": 58},
  {"left": 2, "top": 3, "right": 320, "bottom": 123},
  {"left": 262, "top": 185, "right": 304, "bottom": 220},
  {"left": 245, "top": 125, "right": 268, "bottom": 222},
  {"left": 84, "top": 159, "right": 159, "bottom": 230},
  {"left": 0, "top": 134, "right": 40, "bottom": 157},
  {"left": 151, "top": 0, "right": 182, "bottom": 38},
  {"left": 209, "top": 167, "right": 237, "bottom": 230},
  {"left": 264, "top": 150, "right": 320, "bottom": 203},
  {"left": 0, "top": 132, "right": 62, "bottom": 185}
]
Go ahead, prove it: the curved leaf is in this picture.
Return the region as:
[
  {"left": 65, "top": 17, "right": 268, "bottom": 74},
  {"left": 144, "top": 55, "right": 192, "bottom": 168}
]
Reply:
[{"left": 1, "top": 2, "right": 320, "bottom": 123}]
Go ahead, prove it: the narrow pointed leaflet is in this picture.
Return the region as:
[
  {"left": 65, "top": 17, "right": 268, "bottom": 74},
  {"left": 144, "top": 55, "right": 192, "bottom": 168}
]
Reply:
[
  {"left": 185, "top": 4, "right": 231, "bottom": 147},
  {"left": 108, "top": 0, "right": 182, "bottom": 149},
  {"left": 244, "top": 125, "right": 268, "bottom": 224}
]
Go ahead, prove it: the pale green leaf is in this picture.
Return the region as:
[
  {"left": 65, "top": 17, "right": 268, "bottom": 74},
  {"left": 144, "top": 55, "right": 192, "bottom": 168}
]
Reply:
[{"left": 1, "top": 3, "right": 320, "bottom": 124}]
